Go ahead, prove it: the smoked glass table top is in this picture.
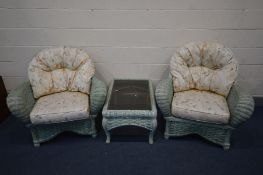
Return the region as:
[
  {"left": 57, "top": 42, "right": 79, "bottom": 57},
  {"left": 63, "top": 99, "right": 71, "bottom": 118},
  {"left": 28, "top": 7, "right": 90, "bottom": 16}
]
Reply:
[{"left": 108, "top": 80, "right": 151, "bottom": 110}]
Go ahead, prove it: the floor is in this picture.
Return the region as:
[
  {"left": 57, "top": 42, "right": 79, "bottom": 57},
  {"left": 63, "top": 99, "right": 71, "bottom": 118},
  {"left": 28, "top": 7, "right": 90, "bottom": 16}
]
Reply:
[{"left": 0, "top": 107, "right": 262, "bottom": 175}]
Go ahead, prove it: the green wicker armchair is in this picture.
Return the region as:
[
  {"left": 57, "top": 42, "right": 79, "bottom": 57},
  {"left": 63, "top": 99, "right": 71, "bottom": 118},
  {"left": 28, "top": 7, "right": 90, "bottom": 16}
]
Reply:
[
  {"left": 155, "top": 42, "right": 254, "bottom": 150},
  {"left": 7, "top": 47, "right": 107, "bottom": 147}
]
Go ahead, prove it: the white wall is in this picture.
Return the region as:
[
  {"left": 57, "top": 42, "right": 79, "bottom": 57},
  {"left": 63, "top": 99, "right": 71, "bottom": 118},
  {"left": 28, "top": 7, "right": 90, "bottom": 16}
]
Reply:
[{"left": 0, "top": 0, "right": 263, "bottom": 96}]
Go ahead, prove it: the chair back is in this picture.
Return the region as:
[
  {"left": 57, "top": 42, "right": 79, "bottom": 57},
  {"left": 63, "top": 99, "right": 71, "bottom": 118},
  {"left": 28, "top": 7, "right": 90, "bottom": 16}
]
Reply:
[
  {"left": 28, "top": 47, "right": 95, "bottom": 98},
  {"left": 170, "top": 41, "right": 238, "bottom": 97}
]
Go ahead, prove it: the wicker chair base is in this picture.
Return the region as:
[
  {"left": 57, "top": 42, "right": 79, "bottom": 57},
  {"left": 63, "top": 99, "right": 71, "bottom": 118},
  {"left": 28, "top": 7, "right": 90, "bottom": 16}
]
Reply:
[
  {"left": 102, "top": 118, "right": 157, "bottom": 144},
  {"left": 164, "top": 116, "right": 234, "bottom": 150},
  {"left": 29, "top": 117, "right": 97, "bottom": 147}
]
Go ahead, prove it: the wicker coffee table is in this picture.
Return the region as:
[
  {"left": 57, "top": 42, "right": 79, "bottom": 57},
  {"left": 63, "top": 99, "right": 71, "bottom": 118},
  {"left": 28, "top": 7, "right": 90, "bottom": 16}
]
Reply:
[{"left": 102, "top": 79, "right": 157, "bottom": 144}]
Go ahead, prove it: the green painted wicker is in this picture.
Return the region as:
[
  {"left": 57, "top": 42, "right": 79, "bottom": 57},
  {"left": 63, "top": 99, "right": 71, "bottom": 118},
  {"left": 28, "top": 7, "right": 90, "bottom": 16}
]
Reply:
[
  {"left": 102, "top": 79, "right": 157, "bottom": 144},
  {"left": 6, "top": 81, "right": 35, "bottom": 124},
  {"left": 155, "top": 75, "right": 254, "bottom": 150},
  {"left": 7, "top": 77, "right": 106, "bottom": 147}
]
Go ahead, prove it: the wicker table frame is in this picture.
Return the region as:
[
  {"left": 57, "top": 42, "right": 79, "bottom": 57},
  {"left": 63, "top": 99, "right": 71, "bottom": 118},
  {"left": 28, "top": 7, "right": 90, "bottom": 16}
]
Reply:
[
  {"left": 102, "top": 79, "right": 157, "bottom": 144},
  {"left": 155, "top": 75, "right": 254, "bottom": 150}
]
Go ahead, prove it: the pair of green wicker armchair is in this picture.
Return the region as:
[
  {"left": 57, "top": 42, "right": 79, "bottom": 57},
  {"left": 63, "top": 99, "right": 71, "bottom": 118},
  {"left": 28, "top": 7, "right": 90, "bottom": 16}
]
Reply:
[{"left": 7, "top": 42, "right": 254, "bottom": 149}]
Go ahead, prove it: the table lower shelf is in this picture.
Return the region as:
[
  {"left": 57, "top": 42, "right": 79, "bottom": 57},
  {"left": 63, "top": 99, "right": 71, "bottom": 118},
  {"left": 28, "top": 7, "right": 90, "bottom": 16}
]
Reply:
[{"left": 102, "top": 117, "right": 157, "bottom": 144}]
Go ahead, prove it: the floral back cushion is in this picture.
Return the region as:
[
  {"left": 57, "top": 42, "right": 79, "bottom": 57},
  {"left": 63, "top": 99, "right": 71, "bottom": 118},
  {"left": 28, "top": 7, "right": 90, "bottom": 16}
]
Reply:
[
  {"left": 170, "top": 41, "right": 238, "bottom": 97},
  {"left": 28, "top": 47, "right": 95, "bottom": 98}
]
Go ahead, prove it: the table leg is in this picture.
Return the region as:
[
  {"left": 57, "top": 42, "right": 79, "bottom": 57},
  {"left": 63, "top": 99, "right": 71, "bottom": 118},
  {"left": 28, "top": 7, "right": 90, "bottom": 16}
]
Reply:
[
  {"left": 149, "top": 119, "right": 157, "bottom": 144},
  {"left": 102, "top": 118, "right": 111, "bottom": 143}
]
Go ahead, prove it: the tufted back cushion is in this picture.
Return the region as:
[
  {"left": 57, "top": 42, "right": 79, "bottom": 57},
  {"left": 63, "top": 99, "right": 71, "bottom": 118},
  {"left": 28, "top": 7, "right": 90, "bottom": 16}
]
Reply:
[
  {"left": 170, "top": 41, "right": 238, "bottom": 97},
  {"left": 28, "top": 47, "right": 95, "bottom": 98}
]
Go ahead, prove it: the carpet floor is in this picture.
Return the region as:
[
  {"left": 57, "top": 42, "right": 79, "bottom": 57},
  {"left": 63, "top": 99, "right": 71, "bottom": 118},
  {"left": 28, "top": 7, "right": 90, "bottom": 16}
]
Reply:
[{"left": 0, "top": 107, "right": 262, "bottom": 175}]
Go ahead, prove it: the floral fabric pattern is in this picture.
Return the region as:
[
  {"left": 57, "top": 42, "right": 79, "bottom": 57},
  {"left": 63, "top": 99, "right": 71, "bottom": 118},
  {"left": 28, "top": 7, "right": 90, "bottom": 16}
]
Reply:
[
  {"left": 28, "top": 47, "right": 95, "bottom": 98},
  {"left": 171, "top": 90, "right": 230, "bottom": 124},
  {"left": 170, "top": 41, "right": 238, "bottom": 97},
  {"left": 30, "top": 92, "right": 90, "bottom": 124}
]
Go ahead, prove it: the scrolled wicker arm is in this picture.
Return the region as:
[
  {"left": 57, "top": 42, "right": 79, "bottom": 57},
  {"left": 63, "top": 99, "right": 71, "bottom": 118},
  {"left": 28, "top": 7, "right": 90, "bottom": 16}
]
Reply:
[
  {"left": 155, "top": 76, "right": 173, "bottom": 117},
  {"left": 6, "top": 81, "right": 35, "bottom": 124},
  {"left": 227, "top": 84, "right": 255, "bottom": 127},
  {"left": 90, "top": 77, "right": 107, "bottom": 116}
]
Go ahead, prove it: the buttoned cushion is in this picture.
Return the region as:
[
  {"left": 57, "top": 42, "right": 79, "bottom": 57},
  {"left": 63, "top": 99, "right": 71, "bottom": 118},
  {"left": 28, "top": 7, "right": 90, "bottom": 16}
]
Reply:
[
  {"left": 170, "top": 41, "right": 238, "bottom": 97},
  {"left": 28, "top": 47, "right": 95, "bottom": 98},
  {"left": 171, "top": 90, "right": 230, "bottom": 124},
  {"left": 30, "top": 92, "right": 89, "bottom": 124}
]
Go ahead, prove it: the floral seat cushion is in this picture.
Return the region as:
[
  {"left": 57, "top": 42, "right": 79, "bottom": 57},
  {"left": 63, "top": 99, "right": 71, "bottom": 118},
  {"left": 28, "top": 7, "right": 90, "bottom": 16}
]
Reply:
[
  {"left": 171, "top": 90, "right": 230, "bottom": 124},
  {"left": 30, "top": 92, "right": 90, "bottom": 124}
]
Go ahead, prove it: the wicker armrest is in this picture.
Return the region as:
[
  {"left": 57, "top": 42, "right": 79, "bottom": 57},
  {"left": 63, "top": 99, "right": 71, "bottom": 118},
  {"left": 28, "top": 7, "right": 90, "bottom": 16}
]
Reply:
[
  {"left": 90, "top": 77, "right": 107, "bottom": 115},
  {"left": 155, "top": 76, "right": 173, "bottom": 117},
  {"left": 6, "top": 81, "right": 35, "bottom": 123},
  {"left": 227, "top": 84, "right": 255, "bottom": 127}
]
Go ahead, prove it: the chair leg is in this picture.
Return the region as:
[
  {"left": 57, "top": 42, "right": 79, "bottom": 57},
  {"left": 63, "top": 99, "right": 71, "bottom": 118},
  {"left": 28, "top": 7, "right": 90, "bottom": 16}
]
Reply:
[
  {"left": 223, "top": 144, "right": 230, "bottom": 150},
  {"left": 31, "top": 128, "right": 41, "bottom": 147},
  {"left": 149, "top": 133, "right": 154, "bottom": 144},
  {"left": 164, "top": 133, "right": 170, "bottom": 139},
  {"left": 33, "top": 142, "right": 40, "bottom": 147},
  {"left": 223, "top": 131, "right": 231, "bottom": 150},
  {"left": 164, "top": 119, "right": 170, "bottom": 139}
]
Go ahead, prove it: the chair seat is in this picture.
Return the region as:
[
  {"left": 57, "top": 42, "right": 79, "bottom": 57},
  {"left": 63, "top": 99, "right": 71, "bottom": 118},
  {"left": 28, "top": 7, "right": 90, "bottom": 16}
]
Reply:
[
  {"left": 30, "top": 92, "right": 90, "bottom": 124},
  {"left": 171, "top": 90, "right": 230, "bottom": 124}
]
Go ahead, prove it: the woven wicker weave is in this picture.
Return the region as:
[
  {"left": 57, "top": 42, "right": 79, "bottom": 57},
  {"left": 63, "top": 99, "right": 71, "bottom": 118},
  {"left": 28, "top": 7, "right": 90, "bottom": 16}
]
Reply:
[
  {"left": 102, "top": 79, "right": 157, "bottom": 144},
  {"left": 155, "top": 76, "right": 254, "bottom": 150},
  {"left": 7, "top": 77, "right": 106, "bottom": 147}
]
